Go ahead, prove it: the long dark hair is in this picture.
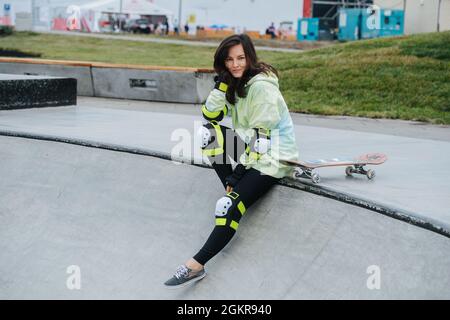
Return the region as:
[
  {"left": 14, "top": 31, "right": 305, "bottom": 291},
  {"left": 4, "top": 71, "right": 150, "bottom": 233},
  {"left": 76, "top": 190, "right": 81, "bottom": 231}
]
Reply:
[{"left": 214, "top": 34, "right": 278, "bottom": 105}]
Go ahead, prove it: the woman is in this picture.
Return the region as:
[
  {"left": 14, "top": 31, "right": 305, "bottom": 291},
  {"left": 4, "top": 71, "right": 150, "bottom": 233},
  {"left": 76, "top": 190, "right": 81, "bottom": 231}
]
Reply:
[{"left": 164, "top": 34, "right": 299, "bottom": 288}]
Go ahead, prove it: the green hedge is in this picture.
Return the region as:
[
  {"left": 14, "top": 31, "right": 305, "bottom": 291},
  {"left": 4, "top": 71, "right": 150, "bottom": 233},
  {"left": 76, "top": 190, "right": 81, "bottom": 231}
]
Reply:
[{"left": 0, "top": 25, "right": 14, "bottom": 36}]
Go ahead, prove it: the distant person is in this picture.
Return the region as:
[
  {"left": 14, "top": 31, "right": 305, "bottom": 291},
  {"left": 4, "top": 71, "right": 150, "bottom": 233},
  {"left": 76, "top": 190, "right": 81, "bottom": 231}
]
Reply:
[
  {"left": 164, "top": 34, "right": 299, "bottom": 288},
  {"left": 184, "top": 23, "right": 189, "bottom": 34},
  {"left": 278, "top": 27, "right": 284, "bottom": 40},
  {"left": 114, "top": 19, "right": 120, "bottom": 32},
  {"left": 157, "top": 22, "right": 164, "bottom": 35},
  {"left": 174, "top": 19, "right": 179, "bottom": 35},
  {"left": 164, "top": 20, "right": 169, "bottom": 35},
  {"left": 109, "top": 15, "right": 115, "bottom": 32},
  {"left": 268, "top": 22, "right": 276, "bottom": 39}
]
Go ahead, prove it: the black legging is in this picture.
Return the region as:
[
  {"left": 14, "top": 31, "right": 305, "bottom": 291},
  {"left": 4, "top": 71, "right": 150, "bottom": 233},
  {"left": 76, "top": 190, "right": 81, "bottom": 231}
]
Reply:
[{"left": 193, "top": 125, "right": 279, "bottom": 265}]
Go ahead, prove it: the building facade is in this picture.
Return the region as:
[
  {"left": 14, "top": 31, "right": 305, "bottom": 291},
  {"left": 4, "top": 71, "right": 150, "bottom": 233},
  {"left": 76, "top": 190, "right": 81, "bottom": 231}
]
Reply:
[{"left": 375, "top": 0, "right": 449, "bottom": 34}]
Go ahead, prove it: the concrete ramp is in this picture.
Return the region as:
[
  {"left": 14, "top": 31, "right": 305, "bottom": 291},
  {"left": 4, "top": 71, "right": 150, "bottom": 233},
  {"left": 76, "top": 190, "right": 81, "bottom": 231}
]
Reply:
[{"left": 1, "top": 135, "right": 449, "bottom": 299}]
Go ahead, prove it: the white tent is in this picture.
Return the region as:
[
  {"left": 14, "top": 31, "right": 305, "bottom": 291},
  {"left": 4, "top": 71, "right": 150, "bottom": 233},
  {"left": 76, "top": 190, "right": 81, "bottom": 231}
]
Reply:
[
  {"left": 72, "top": 0, "right": 173, "bottom": 33},
  {"left": 79, "top": 0, "right": 173, "bottom": 16}
]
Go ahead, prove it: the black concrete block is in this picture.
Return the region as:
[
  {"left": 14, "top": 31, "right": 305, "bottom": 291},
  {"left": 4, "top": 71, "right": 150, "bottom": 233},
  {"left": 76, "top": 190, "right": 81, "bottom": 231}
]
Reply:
[{"left": 0, "top": 73, "right": 77, "bottom": 110}]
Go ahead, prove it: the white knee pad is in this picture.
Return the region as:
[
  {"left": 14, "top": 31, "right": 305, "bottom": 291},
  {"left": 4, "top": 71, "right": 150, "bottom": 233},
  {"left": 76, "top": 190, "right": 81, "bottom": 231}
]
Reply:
[
  {"left": 197, "top": 125, "right": 212, "bottom": 148},
  {"left": 215, "top": 196, "right": 233, "bottom": 217}
]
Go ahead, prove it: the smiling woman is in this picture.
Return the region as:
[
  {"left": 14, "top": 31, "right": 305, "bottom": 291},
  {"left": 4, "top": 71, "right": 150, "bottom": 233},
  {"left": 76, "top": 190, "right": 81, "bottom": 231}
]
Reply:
[
  {"left": 164, "top": 34, "right": 300, "bottom": 288},
  {"left": 224, "top": 46, "right": 247, "bottom": 78},
  {"left": 212, "top": 34, "right": 279, "bottom": 105}
]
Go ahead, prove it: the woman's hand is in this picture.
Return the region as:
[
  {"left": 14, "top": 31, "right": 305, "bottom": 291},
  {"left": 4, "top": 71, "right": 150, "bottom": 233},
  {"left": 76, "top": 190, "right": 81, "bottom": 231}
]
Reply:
[
  {"left": 214, "top": 71, "right": 231, "bottom": 85},
  {"left": 225, "top": 164, "right": 246, "bottom": 193}
]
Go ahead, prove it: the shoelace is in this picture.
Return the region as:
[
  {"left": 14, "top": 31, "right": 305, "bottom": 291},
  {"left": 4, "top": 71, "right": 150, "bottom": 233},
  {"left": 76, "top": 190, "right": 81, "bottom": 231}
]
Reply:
[{"left": 174, "top": 265, "right": 189, "bottom": 279}]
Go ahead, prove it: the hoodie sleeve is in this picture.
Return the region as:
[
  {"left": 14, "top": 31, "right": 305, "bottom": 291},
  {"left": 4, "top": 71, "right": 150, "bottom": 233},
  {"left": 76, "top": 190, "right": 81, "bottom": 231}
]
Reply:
[
  {"left": 201, "top": 86, "right": 231, "bottom": 122},
  {"left": 204, "top": 87, "right": 227, "bottom": 113},
  {"left": 247, "top": 82, "right": 282, "bottom": 130}
]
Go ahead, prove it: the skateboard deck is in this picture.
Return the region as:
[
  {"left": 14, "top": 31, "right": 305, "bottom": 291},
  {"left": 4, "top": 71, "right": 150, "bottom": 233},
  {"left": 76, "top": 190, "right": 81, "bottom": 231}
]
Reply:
[{"left": 280, "top": 153, "right": 387, "bottom": 184}]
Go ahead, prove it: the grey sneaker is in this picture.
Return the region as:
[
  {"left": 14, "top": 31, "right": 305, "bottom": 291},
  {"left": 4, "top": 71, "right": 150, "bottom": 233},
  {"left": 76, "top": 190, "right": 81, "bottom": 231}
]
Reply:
[{"left": 164, "top": 265, "right": 206, "bottom": 288}]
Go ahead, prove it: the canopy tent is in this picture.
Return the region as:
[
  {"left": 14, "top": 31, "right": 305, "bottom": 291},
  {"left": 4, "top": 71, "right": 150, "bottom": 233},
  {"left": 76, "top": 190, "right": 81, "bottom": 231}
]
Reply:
[
  {"left": 63, "top": 0, "right": 174, "bottom": 33},
  {"left": 209, "top": 24, "right": 229, "bottom": 29},
  {"left": 79, "top": 0, "right": 173, "bottom": 16}
]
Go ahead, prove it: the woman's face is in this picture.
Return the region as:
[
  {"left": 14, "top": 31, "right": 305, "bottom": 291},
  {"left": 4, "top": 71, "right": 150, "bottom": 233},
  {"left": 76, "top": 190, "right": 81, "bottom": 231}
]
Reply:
[{"left": 224, "top": 44, "right": 247, "bottom": 79}]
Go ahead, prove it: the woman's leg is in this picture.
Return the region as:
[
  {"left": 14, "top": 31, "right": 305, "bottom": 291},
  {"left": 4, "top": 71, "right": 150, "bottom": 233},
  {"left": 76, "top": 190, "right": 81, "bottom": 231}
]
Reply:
[
  {"left": 207, "top": 124, "right": 246, "bottom": 189},
  {"left": 164, "top": 126, "right": 278, "bottom": 287},
  {"left": 192, "top": 168, "right": 280, "bottom": 266}
]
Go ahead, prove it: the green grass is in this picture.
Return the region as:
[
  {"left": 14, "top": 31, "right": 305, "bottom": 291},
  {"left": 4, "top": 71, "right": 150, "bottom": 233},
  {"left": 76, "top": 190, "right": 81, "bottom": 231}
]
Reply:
[
  {"left": 275, "top": 32, "right": 450, "bottom": 124},
  {"left": 1, "top": 31, "right": 449, "bottom": 124},
  {"left": 0, "top": 31, "right": 217, "bottom": 66}
]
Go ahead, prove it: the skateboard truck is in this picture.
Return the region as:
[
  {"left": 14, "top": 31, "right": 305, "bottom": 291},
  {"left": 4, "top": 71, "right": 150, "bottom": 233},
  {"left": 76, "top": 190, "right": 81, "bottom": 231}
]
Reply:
[
  {"left": 293, "top": 167, "right": 321, "bottom": 184},
  {"left": 345, "top": 165, "right": 375, "bottom": 180}
]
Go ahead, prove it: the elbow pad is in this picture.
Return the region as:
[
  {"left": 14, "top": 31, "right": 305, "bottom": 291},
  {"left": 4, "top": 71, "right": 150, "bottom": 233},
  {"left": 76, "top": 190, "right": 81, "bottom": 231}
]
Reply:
[
  {"left": 202, "top": 104, "right": 228, "bottom": 122},
  {"left": 197, "top": 121, "right": 225, "bottom": 157},
  {"left": 246, "top": 128, "right": 271, "bottom": 161}
]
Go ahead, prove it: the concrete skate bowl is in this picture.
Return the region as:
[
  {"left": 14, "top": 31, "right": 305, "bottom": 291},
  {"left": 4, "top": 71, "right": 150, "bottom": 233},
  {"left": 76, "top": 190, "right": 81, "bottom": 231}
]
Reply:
[{"left": 1, "top": 135, "right": 450, "bottom": 299}]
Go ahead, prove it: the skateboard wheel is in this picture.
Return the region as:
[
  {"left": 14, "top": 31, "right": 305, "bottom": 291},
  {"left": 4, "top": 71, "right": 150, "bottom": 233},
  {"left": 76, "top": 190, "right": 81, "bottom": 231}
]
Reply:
[
  {"left": 366, "top": 169, "right": 375, "bottom": 180},
  {"left": 345, "top": 166, "right": 353, "bottom": 176},
  {"left": 293, "top": 167, "right": 304, "bottom": 179},
  {"left": 311, "top": 172, "right": 320, "bottom": 184}
]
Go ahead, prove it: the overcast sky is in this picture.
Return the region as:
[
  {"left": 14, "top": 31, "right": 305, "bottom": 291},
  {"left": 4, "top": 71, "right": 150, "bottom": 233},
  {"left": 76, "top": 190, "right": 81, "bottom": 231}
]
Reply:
[
  {"left": 3, "top": 0, "right": 304, "bottom": 32},
  {"left": 153, "top": 0, "right": 303, "bottom": 32}
]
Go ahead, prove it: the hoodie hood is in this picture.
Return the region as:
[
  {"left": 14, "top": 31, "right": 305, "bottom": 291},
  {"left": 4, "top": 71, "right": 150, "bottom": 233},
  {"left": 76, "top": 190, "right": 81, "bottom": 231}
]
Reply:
[{"left": 245, "top": 72, "right": 279, "bottom": 89}]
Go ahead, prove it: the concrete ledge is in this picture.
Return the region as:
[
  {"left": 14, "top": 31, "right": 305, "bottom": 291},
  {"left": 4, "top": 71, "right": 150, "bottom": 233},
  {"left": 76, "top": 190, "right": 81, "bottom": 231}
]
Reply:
[
  {"left": 91, "top": 67, "right": 212, "bottom": 103},
  {"left": 0, "top": 58, "right": 94, "bottom": 96},
  {"left": 91, "top": 61, "right": 212, "bottom": 73},
  {"left": 0, "top": 74, "right": 76, "bottom": 110},
  {"left": 0, "top": 57, "right": 215, "bottom": 103},
  {"left": 0, "top": 129, "right": 448, "bottom": 239}
]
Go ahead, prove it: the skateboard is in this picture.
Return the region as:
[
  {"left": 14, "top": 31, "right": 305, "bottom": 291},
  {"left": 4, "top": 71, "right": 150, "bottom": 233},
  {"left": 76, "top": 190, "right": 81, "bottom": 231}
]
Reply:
[{"left": 280, "top": 153, "right": 387, "bottom": 184}]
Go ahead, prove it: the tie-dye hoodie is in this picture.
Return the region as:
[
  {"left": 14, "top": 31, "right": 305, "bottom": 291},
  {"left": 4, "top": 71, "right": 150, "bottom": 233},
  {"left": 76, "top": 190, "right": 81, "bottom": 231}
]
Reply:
[{"left": 204, "top": 72, "right": 299, "bottom": 178}]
